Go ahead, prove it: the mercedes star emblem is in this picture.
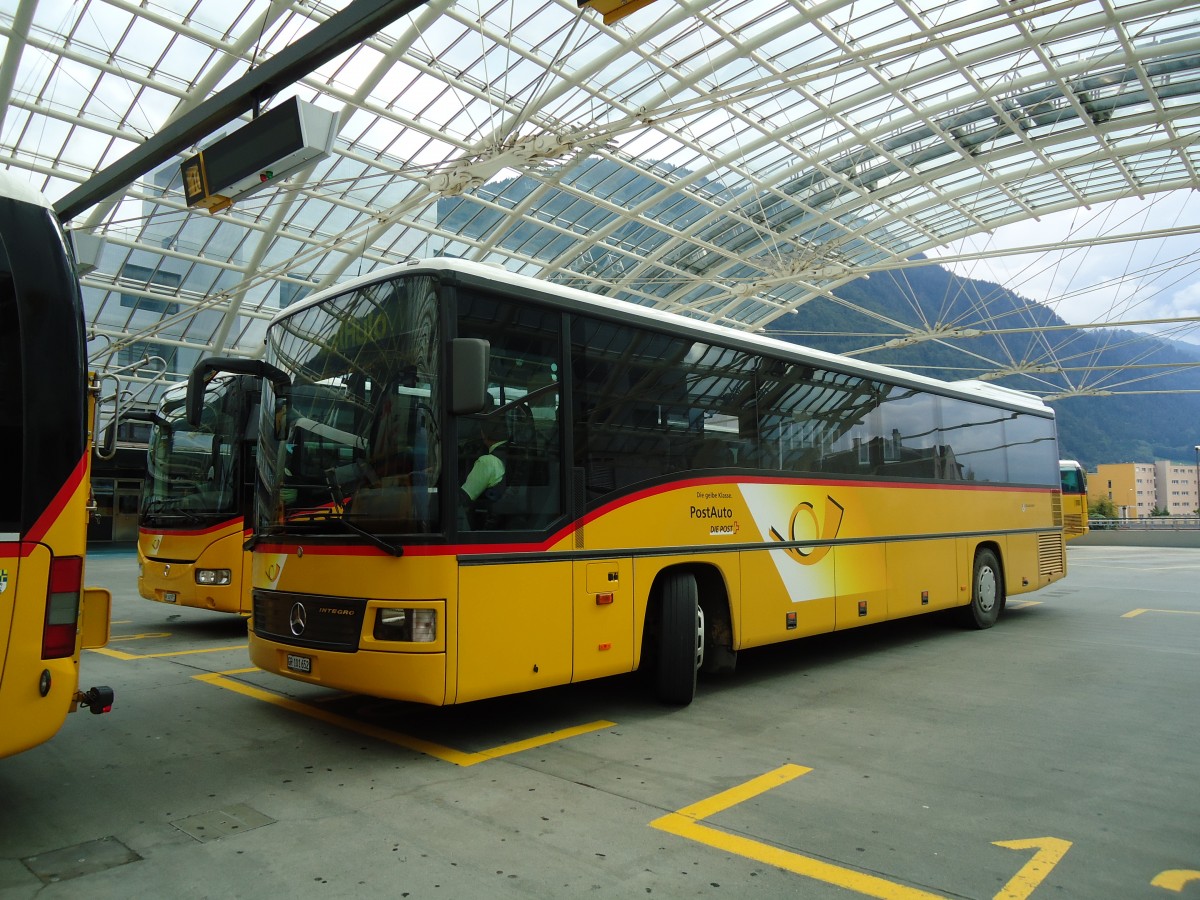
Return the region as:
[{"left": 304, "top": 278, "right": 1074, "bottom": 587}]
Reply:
[{"left": 289, "top": 602, "right": 307, "bottom": 636}]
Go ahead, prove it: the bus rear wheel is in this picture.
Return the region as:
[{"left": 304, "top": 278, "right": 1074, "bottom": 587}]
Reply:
[
  {"left": 963, "top": 548, "right": 1003, "bottom": 629},
  {"left": 655, "top": 571, "right": 704, "bottom": 705}
]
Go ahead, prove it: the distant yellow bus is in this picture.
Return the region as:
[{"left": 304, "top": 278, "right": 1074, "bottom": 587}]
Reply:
[
  {"left": 0, "top": 174, "right": 112, "bottom": 758},
  {"left": 194, "top": 259, "right": 1066, "bottom": 706},
  {"left": 136, "top": 369, "right": 364, "bottom": 615},
  {"left": 135, "top": 376, "right": 260, "bottom": 615},
  {"left": 1059, "top": 460, "right": 1089, "bottom": 541}
]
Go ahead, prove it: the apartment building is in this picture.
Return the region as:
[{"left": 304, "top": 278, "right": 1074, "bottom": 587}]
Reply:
[
  {"left": 1154, "top": 459, "right": 1200, "bottom": 515},
  {"left": 1089, "top": 461, "right": 1200, "bottom": 517}
]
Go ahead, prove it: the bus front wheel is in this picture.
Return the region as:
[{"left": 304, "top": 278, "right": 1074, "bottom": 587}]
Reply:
[
  {"left": 655, "top": 571, "right": 704, "bottom": 705},
  {"left": 963, "top": 548, "right": 1003, "bottom": 629}
]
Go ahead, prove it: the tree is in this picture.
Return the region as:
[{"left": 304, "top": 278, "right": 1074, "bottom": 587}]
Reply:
[{"left": 1089, "top": 496, "right": 1117, "bottom": 519}]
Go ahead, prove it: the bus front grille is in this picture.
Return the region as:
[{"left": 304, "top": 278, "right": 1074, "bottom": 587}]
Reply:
[{"left": 252, "top": 590, "right": 366, "bottom": 652}]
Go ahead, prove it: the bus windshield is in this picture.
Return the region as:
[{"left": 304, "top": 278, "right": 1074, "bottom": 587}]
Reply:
[
  {"left": 1060, "top": 461, "right": 1086, "bottom": 494},
  {"left": 258, "top": 274, "right": 442, "bottom": 538},
  {"left": 142, "top": 376, "right": 249, "bottom": 526}
]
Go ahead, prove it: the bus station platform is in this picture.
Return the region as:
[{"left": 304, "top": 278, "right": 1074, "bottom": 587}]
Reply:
[{"left": 2, "top": 543, "right": 1198, "bottom": 899}]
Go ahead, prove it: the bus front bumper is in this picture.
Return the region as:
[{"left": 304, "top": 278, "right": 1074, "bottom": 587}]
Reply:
[
  {"left": 248, "top": 635, "right": 448, "bottom": 706},
  {"left": 138, "top": 558, "right": 244, "bottom": 613}
]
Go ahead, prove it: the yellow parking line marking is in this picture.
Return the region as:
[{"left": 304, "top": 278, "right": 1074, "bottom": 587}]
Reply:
[
  {"left": 1152, "top": 869, "right": 1200, "bottom": 891},
  {"left": 1122, "top": 609, "right": 1200, "bottom": 619},
  {"left": 90, "top": 648, "right": 143, "bottom": 661},
  {"left": 651, "top": 765, "right": 946, "bottom": 899},
  {"left": 91, "top": 644, "right": 248, "bottom": 660},
  {"left": 1007, "top": 600, "right": 1042, "bottom": 610},
  {"left": 194, "top": 671, "right": 613, "bottom": 766},
  {"left": 109, "top": 632, "right": 172, "bottom": 642},
  {"left": 476, "top": 721, "right": 617, "bottom": 761},
  {"left": 993, "top": 838, "right": 1072, "bottom": 899}
]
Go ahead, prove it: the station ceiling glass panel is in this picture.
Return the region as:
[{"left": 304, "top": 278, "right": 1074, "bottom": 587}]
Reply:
[{"left": 2, "top": 0, "right": 1199, "bottom": 399}]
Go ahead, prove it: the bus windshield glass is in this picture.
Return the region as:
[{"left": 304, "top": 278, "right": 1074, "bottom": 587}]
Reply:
[
  {"left": 1060, "top": 462, "right": 1086, "bottom": 494},
  {"left": 142, "top": 377, "right": 248, "bottom": 526},
  {"left": 258, "top": 273, "right": 441, "bottom": 538}
]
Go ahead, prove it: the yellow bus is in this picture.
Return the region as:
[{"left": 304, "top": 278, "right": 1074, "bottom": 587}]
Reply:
[
  {"left": 139, "top": 364, "right": 367, "bottom": 615},
  {"left": 135, "top": 375, "right": 260, "bottom": 615},
  {"left": 193, "top": 258, "right": 1066, "bottom": 706},
  {"left": 0, "top": 174, "right": 113, "bottom": 758},
  {"left": 1059, "top": 459, "right": 1089, "bottom": 541}
]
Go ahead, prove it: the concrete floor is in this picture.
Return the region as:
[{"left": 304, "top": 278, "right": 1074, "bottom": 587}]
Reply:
[{"left": 2, "top": 544, "right": 1198, "bottom": 899}]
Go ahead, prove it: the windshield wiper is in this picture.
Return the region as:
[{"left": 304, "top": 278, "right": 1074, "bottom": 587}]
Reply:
[
  {"left": 279, "top": 510, "right": 404, "bottom": 557},
  {"left": 142, "top": 497, "right": 202, "bottom": 523}
]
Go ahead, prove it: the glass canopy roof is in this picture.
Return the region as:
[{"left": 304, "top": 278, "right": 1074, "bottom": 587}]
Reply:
[{"left": 2, "top": 0, "right": 1199, "bottom": 402}]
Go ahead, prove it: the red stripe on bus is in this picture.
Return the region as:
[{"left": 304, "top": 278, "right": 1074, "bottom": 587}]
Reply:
[
  {"left": 139, "top": 517, "right": 246, "bottom": 537},
  {"left": 25, "top": 453, "right": 88, "bottom": 545},
  {"left": 0, "top": 541, "right": 40, "bottom": 558},
  {"left": 254, "top": 476, "right": 1058, "bottom": 558},
  {"left": 573, "top": 474, "right": 1050, "bottom": 531}
]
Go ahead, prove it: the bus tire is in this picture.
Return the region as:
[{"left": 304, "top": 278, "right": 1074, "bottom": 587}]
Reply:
[
  {"left": 655, "top": 572, "right": 703, "bottom": 705},
  {"left": 963, "top": 548, "right": 1003, "bottom": 629}
]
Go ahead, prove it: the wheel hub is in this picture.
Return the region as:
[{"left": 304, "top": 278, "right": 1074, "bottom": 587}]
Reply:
[{"left": 977, "top": 567, "right": 997, "bottom": 613}]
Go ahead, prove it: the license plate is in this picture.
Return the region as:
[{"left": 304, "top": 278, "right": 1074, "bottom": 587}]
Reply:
[
  {"left": 164, "top": 592, "right": 177, "bottom": 603},
  {"left": 286, "top": 653, "right": 312, "bottom": 674}
]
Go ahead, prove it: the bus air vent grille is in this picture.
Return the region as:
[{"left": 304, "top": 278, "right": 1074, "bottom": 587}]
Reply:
[{"left": 1037, "top": 533, "right": 1065, "bottom": 576}]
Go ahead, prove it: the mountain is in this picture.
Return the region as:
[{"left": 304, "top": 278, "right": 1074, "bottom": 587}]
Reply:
[{"left": 770, "top": 262, "right": 1200, "bottom": 470}]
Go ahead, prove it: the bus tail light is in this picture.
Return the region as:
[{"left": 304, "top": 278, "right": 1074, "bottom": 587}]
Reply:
[
  {"left": 43, "top": 556, "right": 83, "bottom": 659},
  {"left": 373, "top": 608, "right": 437, "bottom": 642}
]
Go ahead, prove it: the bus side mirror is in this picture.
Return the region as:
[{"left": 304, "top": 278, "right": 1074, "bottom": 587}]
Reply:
[
  {"left": 450, "top": 338, "right": 490, "bottom": 415},
  {"left": 120, "top": 409, "right": 166, "bottom": 427},
  {"left": 186, "top": 357, "right": 291, "bottom": 428}
]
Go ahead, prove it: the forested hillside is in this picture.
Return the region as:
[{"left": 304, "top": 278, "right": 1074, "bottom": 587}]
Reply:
[{"left": 771, "top": 263, "right": 1200, "bottom": 470}]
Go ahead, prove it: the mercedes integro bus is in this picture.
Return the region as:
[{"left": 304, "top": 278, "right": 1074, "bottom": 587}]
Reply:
[
  {"left": 135, "top": 376, "right": 259, "bottom": 615},
  {"left": 192, "top": 258, "right": 1067, "bottom": 707}
]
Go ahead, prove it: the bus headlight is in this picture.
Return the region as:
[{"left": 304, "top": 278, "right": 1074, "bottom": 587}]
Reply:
[
  {"left": 373, "top": 608, "right": 437, "bottom": 642},
  {"left": 195, "top": 569, "right": 232, "bottom": 586}
]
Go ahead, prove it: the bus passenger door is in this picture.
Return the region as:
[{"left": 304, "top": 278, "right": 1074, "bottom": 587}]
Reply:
[
  {"left": 456, "top": 560, "right": 572, "bottom": 703},
  {"left": 572, "top": 559, "right": 633, "bottom": 682}
]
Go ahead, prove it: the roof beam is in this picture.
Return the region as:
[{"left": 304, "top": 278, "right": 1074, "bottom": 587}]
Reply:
[{"left": 53, "top": 0, "right": 431, "bottom": 223}]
